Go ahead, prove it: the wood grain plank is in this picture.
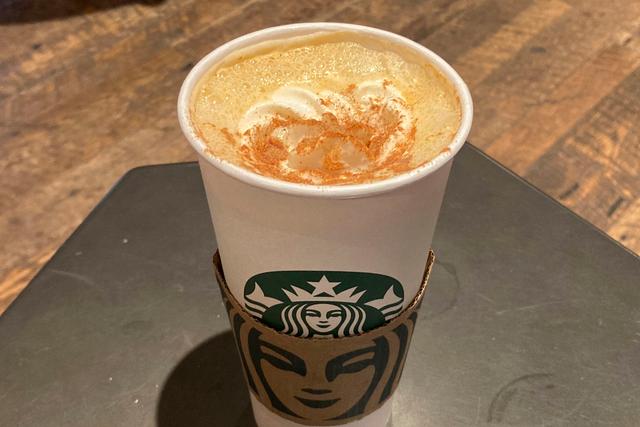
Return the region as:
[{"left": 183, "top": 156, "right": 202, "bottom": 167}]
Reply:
[
  {"left": 524, "top": 64, "right": 640, "bottom": 252},
  {"left": 485, "top": 29, "right": 640, "bottom": 174},
  {"left": 0, "top": 0, "right": 241, "bottom": 121},
  {"left": 470, "top": 0, "right": 640, "bottom": 152},
  {"left": 609, "top": 198, "right": 640, "bottom": 254},
  {"left": 418, "top": 0, "right": 535, "bottom": 65},
  {"left": 454, "top": 0, "right": 571, "bottom": 87},
  {"left": 331, "top": 0, "right": 476, "bottom": 35}
]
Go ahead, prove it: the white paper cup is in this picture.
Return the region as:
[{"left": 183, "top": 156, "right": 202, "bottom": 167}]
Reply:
[{"left": 179, "top": 23, "right": 472, "bottom": 427}]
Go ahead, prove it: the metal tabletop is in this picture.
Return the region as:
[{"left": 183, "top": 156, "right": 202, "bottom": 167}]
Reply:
[{"left": 1, "top": 145, "right": 638, "bottom": 427}]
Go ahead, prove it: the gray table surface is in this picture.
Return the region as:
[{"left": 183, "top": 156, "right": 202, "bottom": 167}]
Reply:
[{"left": 1, "top": 145, "right": 639, "bottom": 427}]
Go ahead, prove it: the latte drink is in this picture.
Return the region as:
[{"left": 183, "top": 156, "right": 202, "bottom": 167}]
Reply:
[{"left": 179, "top": 23, "right": 472, "bottom": 427}]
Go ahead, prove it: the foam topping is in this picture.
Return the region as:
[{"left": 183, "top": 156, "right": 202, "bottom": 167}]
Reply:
[
  {"left": 237, "top": 80, "right": 416, "bottom": 184},
  {"left": 190, "top": 31, "right": 461, "bottom": 185}
]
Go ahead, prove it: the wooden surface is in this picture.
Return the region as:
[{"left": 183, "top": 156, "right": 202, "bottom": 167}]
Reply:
[{"left": 1, "top": 0, "right": 639, "bottom": 315}]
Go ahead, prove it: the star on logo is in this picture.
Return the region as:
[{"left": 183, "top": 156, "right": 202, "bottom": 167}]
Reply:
[{"left": 307, "top": 275, "right": 341, "bottom": 297}]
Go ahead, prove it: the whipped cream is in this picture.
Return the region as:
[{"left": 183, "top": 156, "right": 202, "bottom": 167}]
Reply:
[{"left": 237, "top": 80, "right": 415, "bottom": 183}]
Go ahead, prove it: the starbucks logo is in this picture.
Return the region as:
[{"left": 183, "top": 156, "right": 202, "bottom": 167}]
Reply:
[{"left": 244, "top": 271, "right": 404, "bottom": 338}]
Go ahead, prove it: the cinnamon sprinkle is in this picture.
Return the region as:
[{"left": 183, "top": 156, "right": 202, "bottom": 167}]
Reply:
[
  {"left": 220, "top": 127, "right": 237, "bottom": 147},
  {"left": 235, "top": 85, "right": 419, "bottom": 185}
]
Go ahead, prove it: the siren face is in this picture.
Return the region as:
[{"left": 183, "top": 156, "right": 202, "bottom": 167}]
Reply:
[
  {"left": 304, "top": 303, "right": 344, "bottom": 335},
  {"left": 254, "top": 334, "right": 384, "bottom": 420}
]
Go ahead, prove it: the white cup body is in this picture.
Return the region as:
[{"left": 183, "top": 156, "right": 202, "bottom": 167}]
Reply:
[
  {"left": 179, "top": 22, "right": 472, "bottom": 427},
  {"left": 198, "top": 155, "right": 451, "bottom": 311}
]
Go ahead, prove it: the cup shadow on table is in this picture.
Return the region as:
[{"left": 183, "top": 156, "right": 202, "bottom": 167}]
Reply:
[
  {"left": 0, "top": 0, "right": 165, "bottom": 24},
  {"left": 157, "top": 330, "right": 257, "bottom": 427}
]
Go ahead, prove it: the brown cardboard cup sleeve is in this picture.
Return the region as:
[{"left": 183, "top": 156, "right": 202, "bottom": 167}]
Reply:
[{"left": 214, "top": 251, "right": 435, "bottom": 426}]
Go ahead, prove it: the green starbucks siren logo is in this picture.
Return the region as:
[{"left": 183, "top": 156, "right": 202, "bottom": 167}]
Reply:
[{"left": 243, "top": 270, "right": 404, "bottom": 338}]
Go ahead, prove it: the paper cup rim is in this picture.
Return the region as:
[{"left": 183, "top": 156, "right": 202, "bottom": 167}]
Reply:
[{"left": 178, "top": 22, "right": 473, "bottom": 199}]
